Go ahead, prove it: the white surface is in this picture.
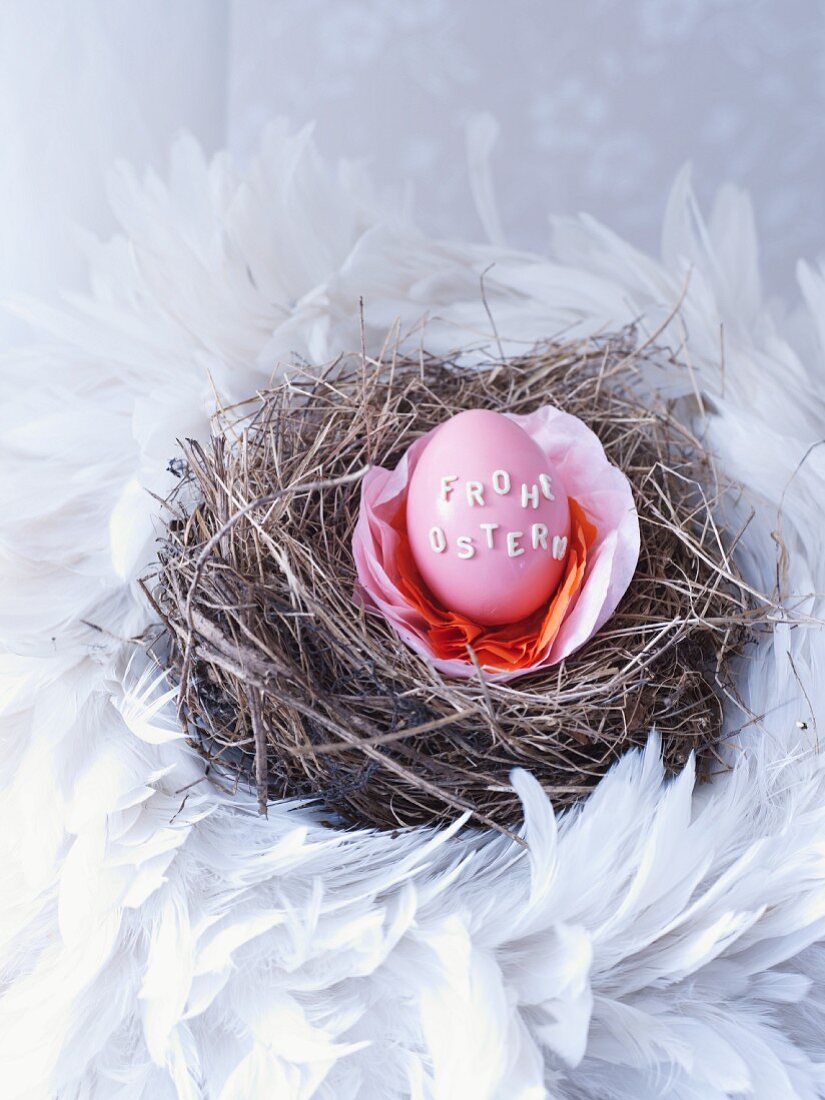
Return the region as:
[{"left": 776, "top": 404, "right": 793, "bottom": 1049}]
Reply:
[
  {"left": 226, "top": 0, "right": 825, "bottom": 295},
  {"left": 1, "top": 0, "right": 824, "bottom": 341},
  {"left": 0, "top": 0, "right": 228, "bottom": 342}
]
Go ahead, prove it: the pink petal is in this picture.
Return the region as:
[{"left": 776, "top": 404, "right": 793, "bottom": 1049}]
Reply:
[{"left": 352, "top": 403, "right": 640, "bottom": 680}]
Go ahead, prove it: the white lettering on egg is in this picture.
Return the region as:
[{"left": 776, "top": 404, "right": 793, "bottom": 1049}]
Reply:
[
  {"left": 429, "top": 526, "right": 447, "bottom": 553},
  {"left": 539, "top": 473, "right": 555, "bottom": 501},
  {"left": 552, "top": 535, "right": 568, "bottom": 560},
  {"left": 492, "top": 469, "right": 511, "bottom": 495},
  {"left": 521, "top": 483, "right": 540, "bottom": 509},
  {"left": 479, "top": 522, "right": 499, "bottom": 549},
  {"left": 440, "top": 475, "right": 458, "bottom": 502},
  {"left": 437, "top": 469, "right": 556, "bottom": 510},
  {"left": 466, "top": 481, "right": 485, "bottom": 506},
  {"left": 507, "top": 531, "right": 525, "bottom": 558},
  {"left": 427, "top": 469, "right": 567, "bottom": 563}
]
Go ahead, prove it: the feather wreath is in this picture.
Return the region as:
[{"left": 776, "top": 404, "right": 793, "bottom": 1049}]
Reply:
[{"left": 145, "top": 331, "right": 772, "bottom": 831}]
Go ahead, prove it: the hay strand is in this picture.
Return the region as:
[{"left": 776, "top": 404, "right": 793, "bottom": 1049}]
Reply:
[{"left": 145, "top": 331, "right": 771, "bottom": 831}]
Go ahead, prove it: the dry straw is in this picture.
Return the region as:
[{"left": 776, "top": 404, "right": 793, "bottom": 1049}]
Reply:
[{"left": 145, "top": 330, "right": 770, "bottom": 834}]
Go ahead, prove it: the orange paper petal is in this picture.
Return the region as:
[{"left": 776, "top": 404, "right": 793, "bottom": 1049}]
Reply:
[{"left": 390, "top": 497, "right": 597, "bottom": 672}]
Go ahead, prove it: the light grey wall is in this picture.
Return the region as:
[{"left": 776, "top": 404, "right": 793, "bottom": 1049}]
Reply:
[
  {"left": 228, "top": 0, "right": 825, "bottom": 296},
  {"left": 1, "top": 0, "right": 822, "bottom": 344}
]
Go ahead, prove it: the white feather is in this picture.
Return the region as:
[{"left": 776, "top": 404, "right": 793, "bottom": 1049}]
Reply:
[{"left": 1, "top": 122, "right": 824, "bottom": 1098}]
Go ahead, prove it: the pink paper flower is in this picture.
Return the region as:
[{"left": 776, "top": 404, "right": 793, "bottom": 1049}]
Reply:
[{"left": 353, "top": 405, "right": 640, "bottom": 681}]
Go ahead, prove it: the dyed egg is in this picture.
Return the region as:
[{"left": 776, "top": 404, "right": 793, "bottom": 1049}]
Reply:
[{"left": 405, "top": 409, "right": 571, "bottom": 625}]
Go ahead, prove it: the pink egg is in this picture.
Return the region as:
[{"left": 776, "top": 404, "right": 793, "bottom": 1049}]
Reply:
[{"left": 405, "top": 409, "right": 571, "bottom": 625}]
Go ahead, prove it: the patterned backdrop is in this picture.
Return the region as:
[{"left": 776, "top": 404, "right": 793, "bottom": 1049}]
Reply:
[
  {"left": 0, "top": 0, "right": 822, "bottom": 341},
  {"left": 227, "top": 0, "right": 825, "bottom": 294}
]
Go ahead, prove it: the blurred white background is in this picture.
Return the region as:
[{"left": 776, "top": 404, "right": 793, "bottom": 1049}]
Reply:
[{"left": 1, "top": 0, "right": 823, "bottom": 342}]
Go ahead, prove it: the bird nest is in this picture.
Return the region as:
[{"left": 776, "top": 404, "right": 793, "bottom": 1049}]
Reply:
[{"left": 145, "top": 330, "right": 769, "bottom": 834}]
